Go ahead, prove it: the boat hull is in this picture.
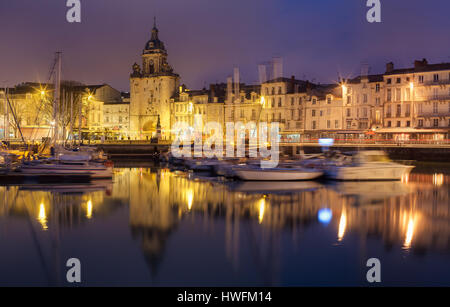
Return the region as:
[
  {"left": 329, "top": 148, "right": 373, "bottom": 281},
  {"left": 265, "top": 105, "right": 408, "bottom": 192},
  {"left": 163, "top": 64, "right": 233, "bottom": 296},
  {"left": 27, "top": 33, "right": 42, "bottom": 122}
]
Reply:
[
  {"left": 326, "top": 164, "right": 414, "bottom": 181},
  {"left": 235, "top": 168, "right": 323, "bottom": 181}
]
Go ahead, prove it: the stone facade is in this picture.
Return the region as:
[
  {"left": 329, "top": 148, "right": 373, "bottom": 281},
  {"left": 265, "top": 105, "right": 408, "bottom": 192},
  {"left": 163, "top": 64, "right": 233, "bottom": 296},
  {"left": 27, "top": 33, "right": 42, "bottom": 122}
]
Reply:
[{"left": 129, "top": 21, "right": 179, "bottom": 140}]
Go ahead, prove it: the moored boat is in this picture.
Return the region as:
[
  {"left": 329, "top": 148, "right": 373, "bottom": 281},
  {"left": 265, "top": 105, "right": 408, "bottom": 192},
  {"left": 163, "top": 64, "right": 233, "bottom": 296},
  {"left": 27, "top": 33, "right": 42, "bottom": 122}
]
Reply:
[
  {"left": 234, "top": 165, "right": 323, "bottom": 181},
  {"left": 324, "top": 151, "right": 415, "bottom": 181}
]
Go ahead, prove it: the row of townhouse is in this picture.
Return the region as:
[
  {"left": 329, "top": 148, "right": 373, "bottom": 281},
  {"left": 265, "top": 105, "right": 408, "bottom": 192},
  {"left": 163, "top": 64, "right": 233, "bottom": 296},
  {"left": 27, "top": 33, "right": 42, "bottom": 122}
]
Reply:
[
  {"left": 0, "top": 82, "right": 130, "bottom": 142},
  {"left": 169, "top": 58, "right": 450, "bottom": 143}
]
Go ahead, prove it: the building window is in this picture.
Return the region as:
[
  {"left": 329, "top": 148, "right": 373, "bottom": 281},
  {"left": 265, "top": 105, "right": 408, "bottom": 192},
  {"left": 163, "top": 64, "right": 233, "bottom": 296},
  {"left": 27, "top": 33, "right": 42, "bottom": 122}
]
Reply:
[
  {"left": 396, "top": 121, "right": 401, "bottom": 127},
  {"left": 312, "top": 110, "right": 316, "bottom": 117},
  {"left": 434, "top": 119, "right": 439, "bottom": 127},
  {"left": 291, "top": 97, "right": 294, "bottom": 106},
  {"left": 327, "top": 97, "right": 331, "bottom": 104},
  {"left": 320, "top": 110, "right": 323, "bottom": 117},
  {"left": 363, "top": 94, "right": 368, "bottom": 103},
  {"left": 406, "top": 121, "right": 410, "bottom": 127},
  {"left": 387, "top": 89, "right": 392, "bottom": 102},
  {"left": 375, "top": 97, "right": 380, "bottom": 106},
  {"left": 335, "top": 120, "right": 339, "bottom": 128},
  {"left": 418, "top": 119, "right": 423, "bottom": 127},
  {"left": 375, "top": 84, "right": 380, "bottom": 92},
  {"left": 418, "top": 75, "right": 424, "bottom": 83},
  {"left": 278, "top": 98, "right": 282, "bottom": 107},
  {"left": 433, "top": 74, "right": 439, "bottom": 82},
  {"left": 433, "top": 88, "right": 439, "bottom": 99},
  {"left": 312, "top": 121, "right": 316, "bottom": 130},
  {"left": 433, "top": 102, "right": 438, "bottom": 113},
  {"left": 396, "top": 88, "right": 401, "bottom": 101},
  {"left": 396, "top": 78, "right": 401, "bottom": 84},
  {"left": 387, "top": 78, "right": 391, "bottom": 84},
  {"left": 346, "top": 108, "right": 351, "bottom": 117},
  {"left": 396, "top": 104, "right": 401, "bottom": 117},
  {"left": 327, "top": 120, "right": 331, "bottom": 129},
  {"left": 387, "top": 121, "right": 391, "bottom": 127},
  {"left": 312, "top": 98, "right": 317, "bottom": 105}
]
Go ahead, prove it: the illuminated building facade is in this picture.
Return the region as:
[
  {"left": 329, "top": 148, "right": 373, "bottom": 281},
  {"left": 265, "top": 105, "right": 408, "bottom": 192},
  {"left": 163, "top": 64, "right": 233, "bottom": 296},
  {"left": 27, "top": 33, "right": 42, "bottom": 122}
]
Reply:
[{"left": 129, "top": 20, "right": 180, "bottom": 140}]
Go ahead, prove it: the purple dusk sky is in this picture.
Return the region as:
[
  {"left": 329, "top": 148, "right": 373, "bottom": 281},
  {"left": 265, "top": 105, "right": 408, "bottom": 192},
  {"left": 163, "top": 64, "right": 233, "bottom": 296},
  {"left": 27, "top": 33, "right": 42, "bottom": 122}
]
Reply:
[{"left": 0, "top": 0, "right": 449, "bottom": 92}]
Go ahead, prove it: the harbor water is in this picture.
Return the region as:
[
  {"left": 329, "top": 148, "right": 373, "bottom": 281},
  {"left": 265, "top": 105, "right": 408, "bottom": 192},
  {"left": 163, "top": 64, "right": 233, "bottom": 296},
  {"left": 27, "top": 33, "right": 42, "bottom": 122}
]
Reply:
[{"left": 0, "top": 163, "right": 450, "bottom": 286}]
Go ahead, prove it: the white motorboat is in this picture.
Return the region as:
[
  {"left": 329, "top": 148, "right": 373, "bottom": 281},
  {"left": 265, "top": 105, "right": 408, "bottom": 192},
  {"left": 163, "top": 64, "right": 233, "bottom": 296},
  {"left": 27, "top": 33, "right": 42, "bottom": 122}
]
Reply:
[
  {"left": 325, "top": 151, "right": 415, "bottom": 181},
  {"left": 234, "top": 165, "right": 323, "bottom": 181}
]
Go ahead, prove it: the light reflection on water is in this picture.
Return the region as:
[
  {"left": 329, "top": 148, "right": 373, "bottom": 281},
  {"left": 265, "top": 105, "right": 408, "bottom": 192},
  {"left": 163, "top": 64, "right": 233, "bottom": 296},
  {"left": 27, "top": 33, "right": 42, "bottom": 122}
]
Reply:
[{"left": 0, "top": 167, "right": 450, "bottom": 286}]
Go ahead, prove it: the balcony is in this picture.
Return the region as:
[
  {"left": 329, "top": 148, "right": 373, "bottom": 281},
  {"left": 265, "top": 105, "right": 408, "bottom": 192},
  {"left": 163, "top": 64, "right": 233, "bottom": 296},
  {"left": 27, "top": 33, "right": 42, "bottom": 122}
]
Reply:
[
  {"left": 417, "top": 111, "right": 450, "bottom": 117},
  {"left": 427, "top": 95, "right": 450, "bottom": 101},
  {"left": 423, "top": 79, "right": 450, "bottom": 86}
]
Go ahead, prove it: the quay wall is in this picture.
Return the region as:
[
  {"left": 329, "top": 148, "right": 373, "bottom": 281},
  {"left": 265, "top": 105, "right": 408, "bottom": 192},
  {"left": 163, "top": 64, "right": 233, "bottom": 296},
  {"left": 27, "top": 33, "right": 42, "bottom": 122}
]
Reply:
[
  {"left": 98, "top": 143, "right": 450, "bottom": 162},
  {"left": 10, "top": 143, "right": 447, "bottom": 162}
]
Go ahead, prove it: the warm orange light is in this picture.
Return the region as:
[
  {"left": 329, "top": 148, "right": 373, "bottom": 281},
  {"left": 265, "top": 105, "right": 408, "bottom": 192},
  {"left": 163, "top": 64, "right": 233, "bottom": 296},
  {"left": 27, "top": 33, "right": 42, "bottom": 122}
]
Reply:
[
  {"left": 38, "top": 203, "right": 48, "bottom": 230},
  {"left": 86, "top": 199, "right": 93, "bottom": 219},
  {"left": 258, "top": 198, "right": 265, "bottom": 224},
  {"left": 338, "top": 210, "right": 347, "bottom": 241},
  {"left": 404, "top": 216, "right": 415, "bottom": 248}
]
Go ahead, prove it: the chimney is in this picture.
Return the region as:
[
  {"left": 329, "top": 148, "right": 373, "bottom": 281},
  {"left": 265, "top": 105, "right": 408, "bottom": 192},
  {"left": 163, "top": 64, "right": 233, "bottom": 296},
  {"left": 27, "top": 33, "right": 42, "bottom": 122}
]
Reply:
[
  {"left": 386, "top": 62, "right": 394, "bottom": 73},
  {"left": 209, "top": 84, "right": 216, "bottom": 102},
  {"left": 414, "top": 58, "right": 428, "bottom": 69}
]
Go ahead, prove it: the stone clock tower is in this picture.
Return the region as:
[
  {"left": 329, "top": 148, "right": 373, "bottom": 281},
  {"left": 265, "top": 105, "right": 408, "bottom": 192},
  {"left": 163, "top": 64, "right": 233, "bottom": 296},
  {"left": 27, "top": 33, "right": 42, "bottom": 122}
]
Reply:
[{"left": 130, "top": 19, "right": 179, "bottom": 140}]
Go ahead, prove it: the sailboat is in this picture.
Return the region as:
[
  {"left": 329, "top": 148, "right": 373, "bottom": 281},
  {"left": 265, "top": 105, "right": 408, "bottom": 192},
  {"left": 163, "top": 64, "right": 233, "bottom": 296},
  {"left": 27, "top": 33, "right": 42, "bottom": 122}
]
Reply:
[{"left": 17, "top": 52, "right": 113, "bottom": 181}]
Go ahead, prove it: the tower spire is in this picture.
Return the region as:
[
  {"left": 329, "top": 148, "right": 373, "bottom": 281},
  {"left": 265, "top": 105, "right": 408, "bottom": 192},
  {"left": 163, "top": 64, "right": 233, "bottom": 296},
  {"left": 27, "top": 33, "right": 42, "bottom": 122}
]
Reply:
[{"left": 153, "top": 16, "right": 156, "bottom": 28}]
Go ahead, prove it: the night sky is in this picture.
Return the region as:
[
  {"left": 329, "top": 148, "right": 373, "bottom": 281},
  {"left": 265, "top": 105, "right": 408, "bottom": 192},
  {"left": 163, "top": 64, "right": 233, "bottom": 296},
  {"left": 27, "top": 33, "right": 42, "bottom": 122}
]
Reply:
[{"left": 1, "top": 0, "right": 449, "bottom": 91}]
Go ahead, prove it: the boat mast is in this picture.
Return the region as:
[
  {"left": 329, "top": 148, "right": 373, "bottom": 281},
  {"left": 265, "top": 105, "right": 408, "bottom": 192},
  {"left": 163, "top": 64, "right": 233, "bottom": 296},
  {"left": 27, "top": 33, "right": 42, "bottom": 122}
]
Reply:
[
  {"left": 4, "top": 87, "right": 9, "bottom": 141},
  {"left": 70, "top": 92, "right": 74, "bottom": 147},
  {"left": 53, "top": 52, "right": 62, "bottom": 147}
]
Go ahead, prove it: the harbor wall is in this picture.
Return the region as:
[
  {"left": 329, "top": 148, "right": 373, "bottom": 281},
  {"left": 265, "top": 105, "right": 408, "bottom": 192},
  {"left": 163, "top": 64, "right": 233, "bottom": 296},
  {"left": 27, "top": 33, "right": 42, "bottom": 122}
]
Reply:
[{"left": 97, "top": 143, "right": 450, "bottom": 162}]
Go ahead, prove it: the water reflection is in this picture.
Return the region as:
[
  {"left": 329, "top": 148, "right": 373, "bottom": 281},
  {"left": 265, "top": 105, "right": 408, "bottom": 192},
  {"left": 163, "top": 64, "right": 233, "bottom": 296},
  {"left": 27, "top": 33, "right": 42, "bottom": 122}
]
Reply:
[{"left": 0, "top": 168, "right": 450, "bottom": 285}]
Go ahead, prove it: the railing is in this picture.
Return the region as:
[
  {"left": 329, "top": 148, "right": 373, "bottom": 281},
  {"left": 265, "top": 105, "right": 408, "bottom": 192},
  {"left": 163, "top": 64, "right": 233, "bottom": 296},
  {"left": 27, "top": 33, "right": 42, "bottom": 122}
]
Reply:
[
  {"left": 417, "top": 112, "right": 450, "bottom": 117},
  {"left": 423, "top": 79, "right": 450, "bottom": 86}
]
